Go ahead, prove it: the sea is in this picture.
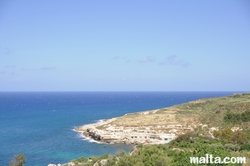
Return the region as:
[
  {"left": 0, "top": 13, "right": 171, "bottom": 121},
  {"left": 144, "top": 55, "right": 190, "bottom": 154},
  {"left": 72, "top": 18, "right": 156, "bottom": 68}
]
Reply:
[{"left": 0, "top": 91, "right": 242, "bottom": 166}]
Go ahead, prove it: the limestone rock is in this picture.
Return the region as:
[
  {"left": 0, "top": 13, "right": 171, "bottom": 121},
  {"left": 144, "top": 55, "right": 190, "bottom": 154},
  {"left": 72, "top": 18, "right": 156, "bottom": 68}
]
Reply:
[
  {"left": 67, "top": 162, "right": 75, "bottom": 166},
  {"left": 100, "top": 159, "right": 107, "bottom": 165},
  {"left": 93, "top": 159, "right": 108, "bottom": 166}
]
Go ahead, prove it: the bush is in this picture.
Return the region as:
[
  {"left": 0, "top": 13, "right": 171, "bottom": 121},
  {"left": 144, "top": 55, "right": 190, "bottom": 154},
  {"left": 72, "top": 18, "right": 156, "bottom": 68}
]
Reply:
[
  {"left": 172, "top": 144, "right": 233, "bottom": 166},
  {"left": 171, "top": 132, "right": 197, "bottom": 144},
  {"left": 241, "top": 144, "right": 250, "bottom": 151},
  {"left": 224, "top": 110, "right": 250, "bottom": 123},
  {"left": 71, "top": 156, "right": 88, "bottom": 163},
  {"left": 116, "top": 150, "right": 125, "bottom": 157},
  {"left": 9, "top": 154, "right": 26, "bottom": 166},
  {"left": 213, "top": 128, "right": 233, "bottom": 141},
  {"left": 241, "top": 110, "right": 250, "bottom": 122},
  {"left": 230, "top": 131, "right": 248, "bottom": 145},
  {"left": 224, "top": 144, "right": 240, "bottom": 151}
]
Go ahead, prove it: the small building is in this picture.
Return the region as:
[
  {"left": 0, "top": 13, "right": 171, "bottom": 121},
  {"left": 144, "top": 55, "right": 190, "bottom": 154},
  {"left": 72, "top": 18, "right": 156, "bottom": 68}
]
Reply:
[{"left": 159, "top": 134, "right": 175, "bottom": 143}]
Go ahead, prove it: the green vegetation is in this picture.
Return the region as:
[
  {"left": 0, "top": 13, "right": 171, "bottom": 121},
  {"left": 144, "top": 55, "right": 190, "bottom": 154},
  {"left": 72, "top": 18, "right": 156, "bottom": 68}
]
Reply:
[
  {"left": 9, "top": 154, "right": 26, "bottom": 166},
  {"left": 224, "top": 110, "right": 250, "bottom": 124},
  {"left": 7, "top": 93, "right": 250, "bottom": 165},
  {"left": 70, "top": 132, "right": 250, "bottom": 165},
  {"left": 173, "top": 93, "right": 250, "bottom": 129},
  {"left": 70, "top": 154, "right": 109, "bottom": 166},
  {"left": 213, "top": 128, "right": 249, "bottom": 145},
  {"left": 70, "top": 93, "right": 250, "bottom": 165},
  {"left": 108, "top": 93, "right": 250, "bottom": 135}
]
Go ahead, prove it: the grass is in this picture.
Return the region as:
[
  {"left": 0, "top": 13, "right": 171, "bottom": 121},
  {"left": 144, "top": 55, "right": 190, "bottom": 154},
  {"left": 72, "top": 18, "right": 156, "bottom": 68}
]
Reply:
[
  {"left": 108, "top": 93, "right": 250, "bottom": 133},
  {"left": 71, "top": 93, "right": 250, "bottom": 166}
]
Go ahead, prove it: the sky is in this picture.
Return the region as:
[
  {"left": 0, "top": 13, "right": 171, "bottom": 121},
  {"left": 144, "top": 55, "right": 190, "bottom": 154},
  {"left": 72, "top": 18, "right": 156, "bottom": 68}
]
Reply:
[{"left": 0, "top": 0, "right": 250, "bottom": 91}]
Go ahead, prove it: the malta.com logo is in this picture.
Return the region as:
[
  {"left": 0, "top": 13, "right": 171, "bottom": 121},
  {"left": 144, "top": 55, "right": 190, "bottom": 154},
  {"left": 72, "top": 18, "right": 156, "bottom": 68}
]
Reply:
[{"left": 190, "top": 154, "right": 246, "bottom": 164}]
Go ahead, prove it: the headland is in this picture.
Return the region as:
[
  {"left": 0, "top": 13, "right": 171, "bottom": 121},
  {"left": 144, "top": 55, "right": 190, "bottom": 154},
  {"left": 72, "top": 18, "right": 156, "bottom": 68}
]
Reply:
[{"left": 75, "top": 93, "right": 250, "bottom": 145}]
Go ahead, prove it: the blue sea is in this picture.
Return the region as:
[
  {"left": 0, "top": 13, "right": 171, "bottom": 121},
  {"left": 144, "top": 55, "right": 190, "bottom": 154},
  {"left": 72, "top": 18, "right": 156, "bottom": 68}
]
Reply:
[{"left": 0, "top": 91, "right": 241, "bottom": 166}]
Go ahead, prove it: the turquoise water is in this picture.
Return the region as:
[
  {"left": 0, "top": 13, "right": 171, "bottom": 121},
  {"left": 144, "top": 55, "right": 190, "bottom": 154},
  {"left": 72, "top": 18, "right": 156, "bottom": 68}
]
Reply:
[{"left": 0, "top": 91, "right": 238, "bottom": 165}]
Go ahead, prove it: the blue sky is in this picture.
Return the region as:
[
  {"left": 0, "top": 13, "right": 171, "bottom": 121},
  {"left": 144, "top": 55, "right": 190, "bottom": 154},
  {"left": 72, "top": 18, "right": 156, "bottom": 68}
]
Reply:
[{"left": 0, "top": 0, "right": 250, "bottom": 91}]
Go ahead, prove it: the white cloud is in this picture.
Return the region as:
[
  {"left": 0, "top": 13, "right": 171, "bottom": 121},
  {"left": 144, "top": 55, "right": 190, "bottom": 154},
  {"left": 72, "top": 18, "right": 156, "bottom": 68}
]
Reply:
[
  {"left": 159, "top": 55, "right": 189, "bottom": 68},
  {"left": 138, "top": 56, "right": 156, "bottom": 63}
]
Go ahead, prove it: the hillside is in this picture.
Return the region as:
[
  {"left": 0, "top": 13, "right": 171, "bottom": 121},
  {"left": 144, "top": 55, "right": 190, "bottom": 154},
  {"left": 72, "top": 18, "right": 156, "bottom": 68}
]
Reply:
[
  {"left": 49, "top": 93, "right": 250, "bottom": 166},
  {"left": 75, "top": 93, "right": 250, "bottom": 144}
]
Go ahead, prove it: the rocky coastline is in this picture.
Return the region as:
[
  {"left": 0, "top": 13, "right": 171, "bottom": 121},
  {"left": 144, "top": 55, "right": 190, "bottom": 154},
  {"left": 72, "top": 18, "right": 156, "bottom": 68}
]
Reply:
[
  {"left": 49, "top": 93, "right": 250, "bottom": 166},
  {"left": 74, "top": 109, "right": 186, "bottom": 145}
]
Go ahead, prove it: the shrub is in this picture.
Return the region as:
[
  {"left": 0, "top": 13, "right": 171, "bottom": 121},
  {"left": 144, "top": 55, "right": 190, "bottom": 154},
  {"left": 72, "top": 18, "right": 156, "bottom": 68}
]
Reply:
[
  {"left": 241, "top": 144, "right": 250, "bottom": 151},
  {"left": 9, "top": 154, "right": 26, "bottom": 166},
  {"left": 213, "top": 128, "right": 233, "bottom": 141},
  {"left": 241, "top": 110, "right": 250, "bottom": 122},
  {"left": 224, "top": 110, "right": 250, "bottom": 123},
  {"left": 224, "top": 144, "right": 240, "bottom": 151},
  {"left": 230, "top": 131, "right": 248, "bottom": 145}
]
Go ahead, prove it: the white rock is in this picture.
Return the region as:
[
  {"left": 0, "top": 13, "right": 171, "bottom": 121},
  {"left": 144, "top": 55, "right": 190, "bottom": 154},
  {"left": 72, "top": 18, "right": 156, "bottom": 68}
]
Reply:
[
  {"left": 67, "top": 162, "right": 75, "bottom": 166},
  {"left": 93, "top": 162, "right": 99, "bottom": 166},
  {"left": 100, "top": 159, "right": 107, "bottom": 165}
]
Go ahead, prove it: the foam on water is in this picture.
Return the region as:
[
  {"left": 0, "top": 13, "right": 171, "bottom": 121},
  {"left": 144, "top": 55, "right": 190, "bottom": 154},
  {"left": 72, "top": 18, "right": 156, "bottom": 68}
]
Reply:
[
  {"left": 73, "top": 128, "right": 105, "bottom": 144},
  {"left": 95, "top": 119, "right": 105, "bottom": 123}
]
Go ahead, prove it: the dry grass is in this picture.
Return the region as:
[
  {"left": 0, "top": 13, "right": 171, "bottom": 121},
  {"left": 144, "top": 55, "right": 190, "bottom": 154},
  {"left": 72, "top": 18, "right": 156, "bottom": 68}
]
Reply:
[{"left": 108, "top": 93, "right": 250, "bottom": 129}]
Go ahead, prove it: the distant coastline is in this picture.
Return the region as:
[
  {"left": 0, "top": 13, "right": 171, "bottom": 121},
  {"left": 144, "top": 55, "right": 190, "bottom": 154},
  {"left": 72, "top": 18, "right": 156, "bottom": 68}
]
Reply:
[
  {"left": 1, "top": 91, "right": 245, "bottom": 166},
  {"left": 75, "top": 92, "right": 250, "bottom": 145}
]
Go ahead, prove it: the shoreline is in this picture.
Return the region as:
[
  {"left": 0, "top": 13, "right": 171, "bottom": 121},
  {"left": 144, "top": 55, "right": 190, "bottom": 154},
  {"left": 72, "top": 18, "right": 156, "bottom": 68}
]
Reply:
[
  {"left": 73, "top": 128, "right": 105, "bottom": 144},
  {"left": 74, "top": 109, "right": 178, "bottom": 145},
  {"left": 74, "top": 93, "right": 250, "bottom": 145}
]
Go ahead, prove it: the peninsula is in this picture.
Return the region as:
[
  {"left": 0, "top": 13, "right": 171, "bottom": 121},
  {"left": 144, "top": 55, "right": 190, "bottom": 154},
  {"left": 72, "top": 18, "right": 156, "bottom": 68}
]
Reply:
[
  {"left": 48, "top": 93, "right": 250, "bottom": 166},
  {"left": 75, "top": 93, "right": 250, "bottom": 145}
]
